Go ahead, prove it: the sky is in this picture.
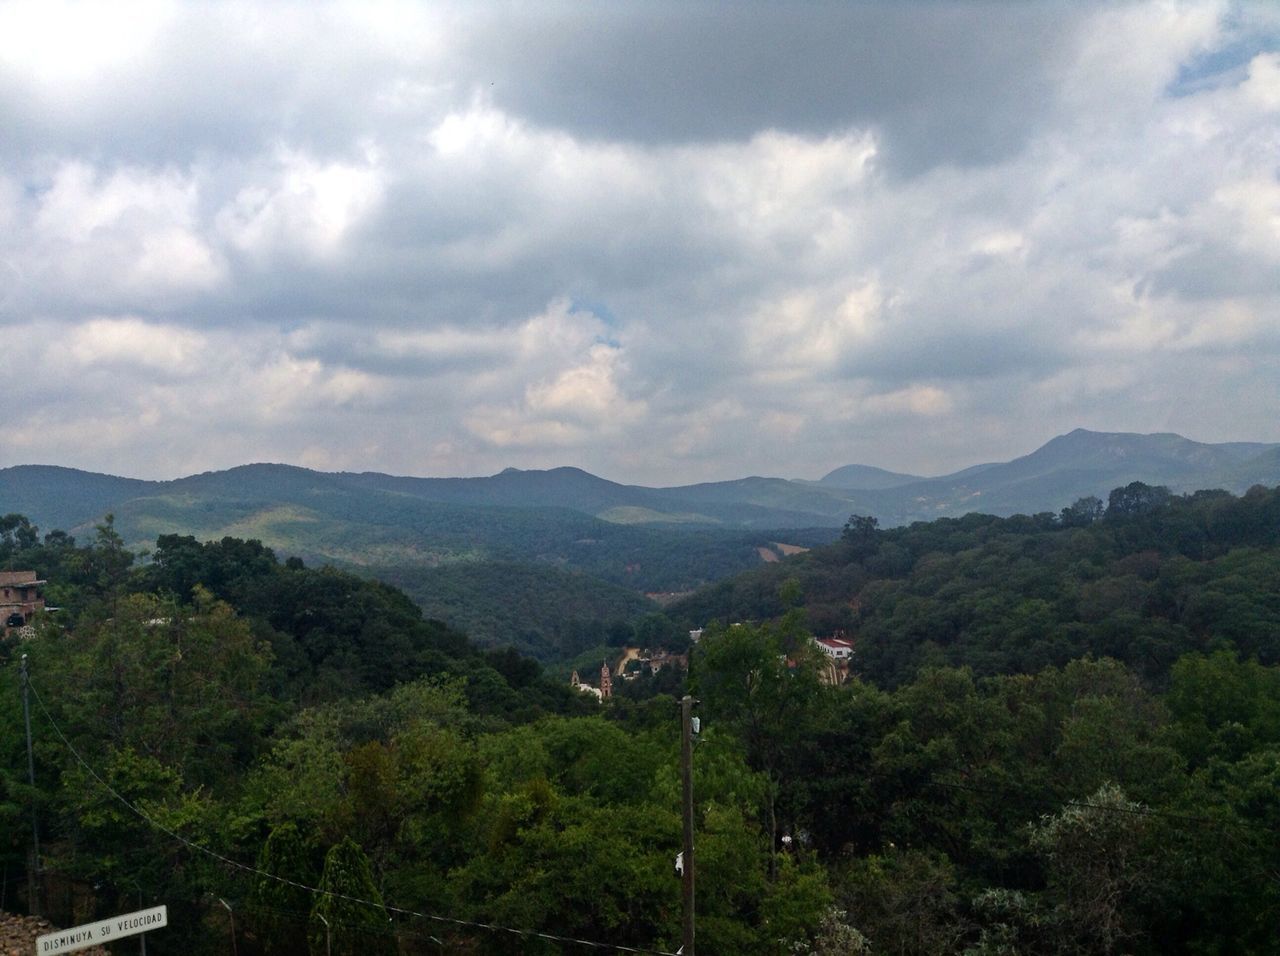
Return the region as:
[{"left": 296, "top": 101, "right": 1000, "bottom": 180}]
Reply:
[{"left": 1, "top": 0, "right": 1278, "bottom": 485}]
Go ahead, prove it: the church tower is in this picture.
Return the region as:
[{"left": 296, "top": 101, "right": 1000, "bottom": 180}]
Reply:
[{"left": 600, "top": 659, "right": 613, "bottom": 699}]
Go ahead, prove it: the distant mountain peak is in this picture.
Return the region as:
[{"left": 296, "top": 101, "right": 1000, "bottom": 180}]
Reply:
[
  {"left": 212, "top": 462, "right": 312, "bottom": 475},
  {"left": 815, "top": 463, "right": 924, "bottom": 490},
  {"left": 496, "top": 465, "right": 593, "bottom": 477}
]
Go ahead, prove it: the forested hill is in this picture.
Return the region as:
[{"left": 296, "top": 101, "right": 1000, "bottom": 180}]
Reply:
[
  {"left": 8, "top": 493, "right": 1280, "bottom": 951},
  {"left": 3, "top": 431, "right": 1278, "bottom": 543},
  {"left": 0, "top": 460, "right": 838, "bottom": 592},
  {"left": 672, "top": 482, "right": 1280, "bottom": 687},
  {"left": 816, "top": 428, "right": 1280, "bottom": 523},
  {"left": 3, "top": 430, "right": 1277, "bottom": 667},
  {"left": 0, "top": 526, "right": 588, "bottom": 715}
]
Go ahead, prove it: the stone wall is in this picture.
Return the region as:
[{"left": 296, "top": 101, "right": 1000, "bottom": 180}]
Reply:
[{"left": 0, "top": 911, "right": 109, "bottom": 956}]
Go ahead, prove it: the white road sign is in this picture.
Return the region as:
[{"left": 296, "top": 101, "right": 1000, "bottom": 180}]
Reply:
[{"left": 36, "top": 904, "right": 168, "bottom": 955}]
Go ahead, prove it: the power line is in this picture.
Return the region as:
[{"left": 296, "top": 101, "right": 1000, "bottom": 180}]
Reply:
[
  {"left": 27, "top": 680, "right": 681, "bottom": 956},
  {"left": 827, "top": 760, "right": 1280, "bottom": 837},
  {"left": 924, "top": 774, "right": 1280, "bottom": 900},
  {"left": 923, "top": 776, "right": 1280, "bottom": 835}
]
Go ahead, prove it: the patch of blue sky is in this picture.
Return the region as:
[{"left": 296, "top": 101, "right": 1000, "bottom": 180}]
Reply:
[
  {"left": 569, "top": 297, "right": 623, "bottom": 347},
  {"left": 1167, "top": 9, "right": 1279, "bottom": 98}
]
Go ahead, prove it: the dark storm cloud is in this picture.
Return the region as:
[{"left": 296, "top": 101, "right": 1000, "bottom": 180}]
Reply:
[
  {"left": 840, "top": 329, "right": 1070, "bottom": 384},
  {"left": 1149, "top": 245, "right": 1280, "bottom": 304},
  {"left": 459, "top": 1, "right": 1080, "bottom": 173}
]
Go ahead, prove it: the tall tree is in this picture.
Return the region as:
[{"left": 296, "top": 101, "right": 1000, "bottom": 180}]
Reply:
[
  {"left": 309, "top": 837, "right": 395, "bottom": 956},
  {"left": 691, "top": 620, "right": 827, "bottom": 871},
  {"left": 1028, "top": 783, "right": 1153, "bottom": 955},
  {"left": 1106, "top": 482, "right": 1172, "bottom": 519},
  {"left": 251, "top": 822, "right": 317, "bottom": 956}
]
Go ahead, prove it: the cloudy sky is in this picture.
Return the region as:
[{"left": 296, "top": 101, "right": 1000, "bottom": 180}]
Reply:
[{"left": 1, "top": 1, "right": 1278, "bottom": 484}]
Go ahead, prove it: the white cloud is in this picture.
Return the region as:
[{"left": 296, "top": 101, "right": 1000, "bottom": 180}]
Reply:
[
  {"left": 1241, "top": 51, "right": 1280, "bottom": 109},
  {"left": 463, "top": 300, "right": 645, "bottom": 449},
  {"left": 744, "top": 280, "right": 886, "bottom": 382},
  {"left": 64, "top": 316, "right": 206, "bottom": 373},
  {"left": 371, "top": 326, "right": 508, "bottom": 363},
  {"left": 699, "top": 129, "right": 877, "bottom": 254},
  {"left": 240, "top": 353, "right": 386, "bottom": 424},
  {"left": 668, "top": 399, "right": 750, "bottom": 460},
  {"left": 216, "top": 148, "right": 384, "bottom": 262},
  {"left": 16, "top": 161, "right": 224, "bottom": 306},
  {"left": 0, "top": 0, "right": 172, "bottom": 88},
  {"left": 862, "top": 385, "right": 954, "bottom": 419},
  {"left": 526, "top": 344, "right": 644, "bottom": 422},
  {"left": 1057, "top": 1, "right": 1224, "bottom": 120}
]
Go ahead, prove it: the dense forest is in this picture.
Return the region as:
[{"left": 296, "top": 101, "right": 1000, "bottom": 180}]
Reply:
[
  {"left": 1, "top": 482, "right": 1280, "bottom": 953},
  {"left": 673, "top": 482, "right": 1280, "bottom": 687},
  {"left": 370, "top": 561, "right": 666, "bottom": 663}
]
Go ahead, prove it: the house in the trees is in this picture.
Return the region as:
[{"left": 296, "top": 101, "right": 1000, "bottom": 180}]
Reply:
[
  {"left": 1, "top": 571, "right": 46, "bottom": 634},
  {"left": 814, "top": 634, "right": 854, "bottom": 661},
  {"left": 812, "top": 632, "right": 855, "bottom": 685}
]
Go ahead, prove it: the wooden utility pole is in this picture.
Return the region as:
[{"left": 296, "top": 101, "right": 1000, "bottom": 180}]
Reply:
[
  {"left": 20, "top": 654, "right": 40, "bottom": 916},
  {"left": 680, "top": 695, "right": 696, "bottom": 956}
]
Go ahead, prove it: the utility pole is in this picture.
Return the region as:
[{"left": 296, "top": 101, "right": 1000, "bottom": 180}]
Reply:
[
  {"left": 680, "top": 695, "right": 696, "bottom": 956},
  {"left": 219, "top": 899, "right": 238, "bottom": 956},
  {"left": 134, "top": 881, "right": 148, "bottom": 956},
  {"left": 317, "top": 912, "right": 331, "bottom": 956},
  {"left": 20, "top": 654, "right": 40, "bottom": 916}
]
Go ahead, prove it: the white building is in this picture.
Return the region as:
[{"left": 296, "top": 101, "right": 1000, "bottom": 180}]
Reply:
[{"left": 814, "top": 635, "right": 854, "bottom": 661}]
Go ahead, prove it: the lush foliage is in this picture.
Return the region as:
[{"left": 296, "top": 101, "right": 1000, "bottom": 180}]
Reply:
[
  {"left": 674, "top": 484, "right": 1280, "bottom": 687},
  {"left": 0, "top": 523, "right": 812, "bottom": 954},
  {"left": 371, "top": 560, "right": 657, "bottom": 661}
]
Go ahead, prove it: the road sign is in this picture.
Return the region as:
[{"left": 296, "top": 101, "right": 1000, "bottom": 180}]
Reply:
[{"left": 36, "top": 904, "right": 168, "bottom": 955}]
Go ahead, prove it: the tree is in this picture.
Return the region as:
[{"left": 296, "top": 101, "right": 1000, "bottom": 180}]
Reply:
[
  {"left": 842, "top": 515, "right": 881, "bottom": 561},
  {"left": 1165, "top": 650, "right": 1280, "bottom": 767},
  {"left": 309, "top": 837, "right": 395, "bottom": 956},
  {"left": 1060, "top": 495, "right": 1104, "bottom": 527},
  {"left": 251, "top": 822, "right": 317, "bottom": 956},
  {"left": 36, "top": 590, "right": 275, "bottom": 790},
  {"left": 833, "top": 849, "right": 967, "bottom": 956},
  {"left": 791, "top": 908, "right": 872, "bottom": 956},
  {"left": 145, "top": 534, "right": 279, "bottom": 603},
  {"left": 42, "top": 529, "right": 75, "bottom": 549},
  {"left": 19, "top": 589, "right": 277, "bottom": 929},
  {"left": 56, "top": 745, "right": 200, "bottom": 902},
  {"left": 691, "top": 621, "right": 828, "bottom": 873},
  {"left": 778, "top": 577, "right": 803, "bottom": 610},
  {"left": 0, "top": 513, "right": 39, "bottom": 557},
  {"left": 1028, "top": 783, "right": 1152, "bottom": 955},
  {"left": 964, "top": 889, "right": 1049, "bottom": 956},
  {"left": 1106, "top": 482, "right": 1172, "bottom": 519},
  {"left": 248, "top": 676, "right": 486, "bottom": 896}
]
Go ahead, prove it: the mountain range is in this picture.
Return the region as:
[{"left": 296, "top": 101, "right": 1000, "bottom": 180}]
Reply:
[
  {"left": 2, "top": 429, "right": 1275, "bottom": 543},
  {"left": 813, "top": 428, "right": 1280, "bottom": 523},
  {"left": 3, "top": 428, "right": 1276, "bottom": 660}
]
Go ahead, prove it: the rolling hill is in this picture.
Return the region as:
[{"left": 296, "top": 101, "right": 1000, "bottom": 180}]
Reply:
[
  {"left": 833, "top": 429, "right": 1280, "bottom": 523},
  {"left": 1, "top": 428, "right": 1276, "bottom": 586}
]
